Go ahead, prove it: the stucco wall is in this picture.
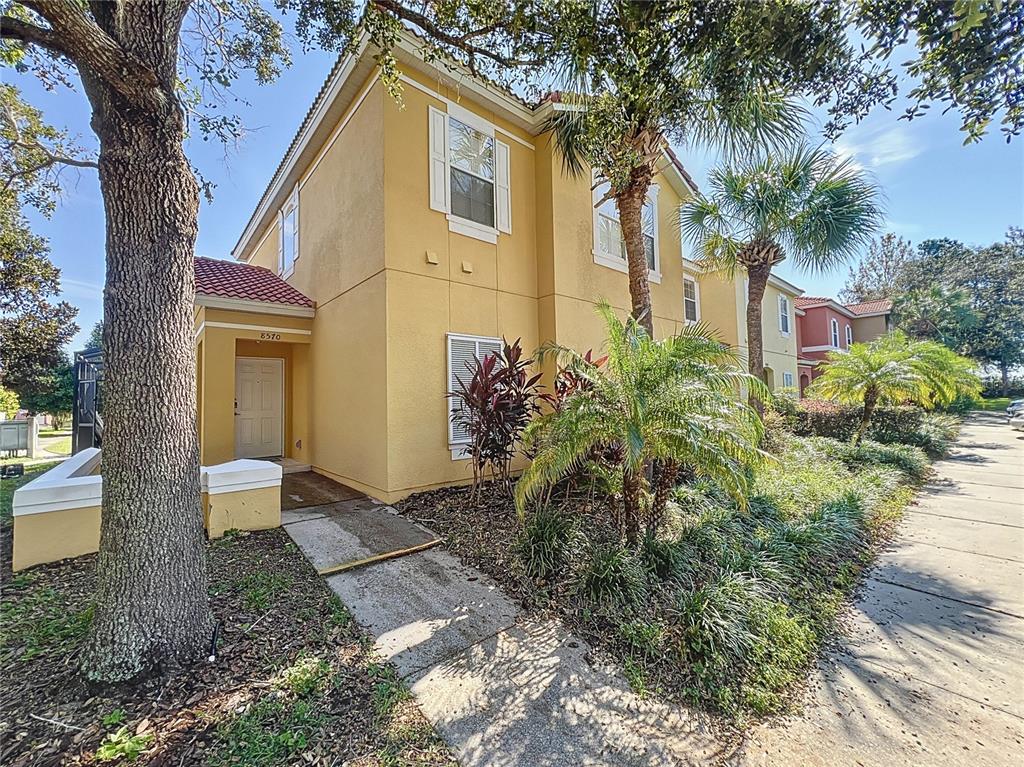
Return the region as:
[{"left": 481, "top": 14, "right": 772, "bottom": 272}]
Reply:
[{"left": 852, "top": 314, "right": 888, "bottom": 343}]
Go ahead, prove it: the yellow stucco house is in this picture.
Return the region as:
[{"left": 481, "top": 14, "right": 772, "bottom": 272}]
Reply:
[{"left": 194, "top": 31, "right": 803, "bottom": 503}]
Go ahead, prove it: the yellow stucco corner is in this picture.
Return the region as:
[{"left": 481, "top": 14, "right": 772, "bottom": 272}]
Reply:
[{"left": 12, "top": 506, "right": 101, "bottom": 572}]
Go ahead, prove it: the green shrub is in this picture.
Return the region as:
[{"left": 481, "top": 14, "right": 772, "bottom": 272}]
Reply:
[
  {"left": 793, "top": 400, "right": 923, "bottom": 444},
  {"left": 576, "top": 543, "right": 647, "bottom": 606},
  {"left": 905, "top": 412, "right": 960, "bottom": 458},
  {"left": 518, "top": 506, "right": 575, "bottom": 579},
  {"left": 618, "top": 619, "right": 666, "bottom": 657},
  {"left": 806, "top": 437, "right": 930, "bottom": 482},
  {"left": 640, "top": 534, "right": 684, "bottom": 580}
]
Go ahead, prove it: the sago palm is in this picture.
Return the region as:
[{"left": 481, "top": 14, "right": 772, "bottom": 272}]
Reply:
[
  {"left": 681, "top": 145, "right": 883, "bottom": 406},
  {"left": 810, "top": 332, "right": 981, "bottom": 444},
  {"left": 516, "top": 303, "right": 767, "bottom": 544}
]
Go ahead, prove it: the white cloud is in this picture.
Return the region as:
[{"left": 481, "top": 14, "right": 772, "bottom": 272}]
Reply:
[
  {"left": 61, "top": 277, "right": 104, "bottom": 300},
  {"left": 834, "top": 124, "right": 925, "bottom": 170}
]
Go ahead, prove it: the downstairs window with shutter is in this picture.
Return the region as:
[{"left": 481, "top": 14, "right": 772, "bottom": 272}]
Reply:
[{"left": 447, "top": 333, "right": 504, "bottom": 450}]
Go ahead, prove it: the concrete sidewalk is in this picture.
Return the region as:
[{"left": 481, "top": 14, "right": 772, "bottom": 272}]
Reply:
[
  {"left": 733, "top": 412, "right": 1024, "bottom": 767},
  {"left": 283, "top": 492, "right": 732, "bottom": 766}
]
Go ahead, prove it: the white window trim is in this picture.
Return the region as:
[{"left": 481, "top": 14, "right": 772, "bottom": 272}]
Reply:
[
  {"left": 447, "top": 332, "right": 503, "bottom": 459},
  {"left": 428, "top": 105, "right": 511, "bottom": 244},
  {"left": 845, "top": 324, "right": 853, "bottom": 347},
  {"left": 830, "top": 318, "right": 840, "bottom": 348},
  {"left": 683, "top": 276, "right": 701, "bottom": 324},
  {"left": 783, "top": 371, "right": 794, "bottom": 388},
  {"left": 278, "top": 184, "right": 299, "bottom": 278},
  {"left": 592, "top": 180, "right": 662, "bottom": 284},
  {"left": 778, "top": 294, "right": 791, "bottom": 336}
]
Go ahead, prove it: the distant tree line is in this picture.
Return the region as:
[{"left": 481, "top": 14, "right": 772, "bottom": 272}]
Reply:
[{"left": 841, "top": 229, "right": 1024, "bottom": 394}]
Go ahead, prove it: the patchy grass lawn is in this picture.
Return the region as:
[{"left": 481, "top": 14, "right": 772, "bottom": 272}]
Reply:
[
  {"left": 977, "top": 397, "right": 1014, "bottom": 412},
  {"left": 0, "top": 484, "right": 455, "bottom": 766},
  {"left": 41, "top": 435, "right": 72, "bottom": 456},
  {"left": 396, "top": 434, "right": 924, "bottom": 723}
]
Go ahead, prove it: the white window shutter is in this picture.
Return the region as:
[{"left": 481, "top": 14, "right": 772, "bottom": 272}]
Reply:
[
  {"left": 447, "top": 335, "right": 504, "bottom": 445},
  {"left": 277, "top": 209, "right": 284, "bottom": 274},
  {"left": 495, "top": 140, "right": 511, "bottom": 233},
  {"left": 428, "top": 106, "right": 449, "bottom": 213}
]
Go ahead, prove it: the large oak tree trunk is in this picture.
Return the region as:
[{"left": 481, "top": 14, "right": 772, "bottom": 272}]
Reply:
[
  {"left": 745, "top": 262, "right": 772, "bottom": 411},
  {"left": 616, "top": 167, "right": 654, "bottom": 338},
  {"left": 77, "top": 6, "right": 213, "bottom": 683}
]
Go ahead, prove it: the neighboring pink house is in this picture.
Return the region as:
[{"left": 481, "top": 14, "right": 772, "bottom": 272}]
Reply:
[{"left": 794, "top": 297, "right": 893, "bottom": 395}]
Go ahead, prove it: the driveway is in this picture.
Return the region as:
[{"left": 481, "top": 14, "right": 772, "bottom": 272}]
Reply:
[{"left": 733, "top": 412, "right": 1024, "bottom": 766}]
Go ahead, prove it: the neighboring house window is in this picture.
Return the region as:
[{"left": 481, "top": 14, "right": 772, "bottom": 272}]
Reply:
[
  {"left": 783, "top": 371, "right": 794, "bottom": 388},
  {"left": 845, "top": 324, "right": 853, "bottom": 347},
  {"left": 429, "top": 105, "right": 511, "bottom": 243},
  {"left": 683, "top": 278, "right": 700, "bottom": 323},
  {"left": 447, "top": 333, "right": 503, "bottom": 449},
  {"left": 831, "top": 318, "right": 840, "bottom": 347},
  {"left": 779, "top": 295, "right": 791, "bottom": 335},
  {"left": 592, "top": 180, "right": 660, "bottom": 280},
  {"left": 278, "top": 186, "right": 299, "bottom": 276}
]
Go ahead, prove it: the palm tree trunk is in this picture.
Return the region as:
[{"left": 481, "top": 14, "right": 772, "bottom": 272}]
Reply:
[
  {"left": 855, "top": 387, "right": 879, "bottom": 445},
  {"left": 621, "top": 467, "right": 642, "bottom": 545},
  {"left": 616, "top": 169, "right": 654, "bottom": 338},
  {"left": 745, "top": 262, "right": 772, "bottom": 411}
]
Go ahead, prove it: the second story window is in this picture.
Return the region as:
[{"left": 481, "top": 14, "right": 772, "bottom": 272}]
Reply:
[
  {"left": 449, "top": 117, "right": 495, "bottom": 228},
  {"left": 779, "top": 295, "right": 791, "bottom": 335},
  {"left": 593, "top": 181, "right": 660, "bottom": 280},
  {"left": 278, "top": 185, "right": 299, "bottom": 276},
  {"left": 831, "top": 318, "right": 840, "bottom": 348},
  {"left": 845, "top": 324, "right": 853, "bottom": 347},
  {"left": 684, "top": 278, "right": 700, "bottom": 323},
  {"left": 429, "top": 105, "right": 511, "bottom": 243}
]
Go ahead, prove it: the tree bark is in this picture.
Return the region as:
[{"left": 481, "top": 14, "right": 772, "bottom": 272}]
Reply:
[
  {"left": 1001, "top": 361, "right": 1009, "bottom": 397},
  {"left": 855, "top": 387, "right": 879, "bottom": 445},
  {"left": 745, "top": 262, "right": 772, "bottom": 411},
  {"left": 74, "top": 4, "right": 213, "bottom": 684},
  {"left": 616, "top": 166, "right": 654, "bottom": 338}
]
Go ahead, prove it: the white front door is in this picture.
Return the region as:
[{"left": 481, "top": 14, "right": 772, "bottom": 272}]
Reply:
[{"left": 235, "top": 357, "right": 284, "bottom": 458}]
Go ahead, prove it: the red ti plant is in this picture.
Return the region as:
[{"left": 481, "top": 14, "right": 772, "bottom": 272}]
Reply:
[{"left": 450, "top": 338, "right": 543, "bottom": 497}]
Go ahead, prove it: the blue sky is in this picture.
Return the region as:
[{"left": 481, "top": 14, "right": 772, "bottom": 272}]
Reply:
[{"left": 10, "top": 42, "right": 1023, "bottom": 352}]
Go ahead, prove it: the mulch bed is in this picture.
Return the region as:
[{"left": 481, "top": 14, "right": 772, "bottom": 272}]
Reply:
[{"left": 0, "top": 528, "right": 456, "bottom": 767}]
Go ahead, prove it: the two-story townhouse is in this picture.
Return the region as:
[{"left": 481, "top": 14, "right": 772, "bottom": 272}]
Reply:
[
  {"left": 794, "top": 296, "right": 893, "bottom": 393},
  {"left": 192, "top": 30, "right": 797, "bottom": 502},
  {"left": 695, "top": 271, "right": 804, "bottom": 392}
]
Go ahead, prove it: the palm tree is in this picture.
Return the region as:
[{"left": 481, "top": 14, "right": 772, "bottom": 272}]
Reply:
[
  {"left": 535, "top": 0, "right": 863, "bottom": 337},
  {"left": 516, "top": 303, "right": 767, "bottom": 543},
  {"left": 810, "top": 332, "right": 981, "bottom": 444},
  {"left": 681, "top": 145, "right": 883, "bottom": 407}
]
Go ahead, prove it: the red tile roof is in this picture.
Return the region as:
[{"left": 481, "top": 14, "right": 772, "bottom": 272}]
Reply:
[
  {"left": 195, "top": 257, "right": 314, "bottom": 308},
  {"left": 794, "top": 296, "right": 831, "bottom": 309},
  {"left": 845, "top": 299, "right": 893, "bottom": 315}
]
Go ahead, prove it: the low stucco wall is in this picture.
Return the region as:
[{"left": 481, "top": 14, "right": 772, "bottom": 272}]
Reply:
[
  {"left": 12, "top": 505, "right": 101, "bottom": 572},
  {"left": 11, "top": 455, "right": 282, "bottom": 571},
  {"left": 204, "top": 485, "right": 281, "bottom": 539}
]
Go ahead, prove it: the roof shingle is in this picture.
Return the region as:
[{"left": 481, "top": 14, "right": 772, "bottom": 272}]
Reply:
[{"left": 195, "top": 256, "right": 314, "bottom": 308}]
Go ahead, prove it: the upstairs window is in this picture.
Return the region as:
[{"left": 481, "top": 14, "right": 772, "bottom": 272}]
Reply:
[
  {"left": 831, "top": 318, "right": 840, "bottom": 347},
  {"left": 278, "top": 186, "right": 299, "bottom": 276},
  {"left": 449, "top": 117, "right": 495, "bottom": 227},
  {"left": 846, "top": 324, "right": 853, "bottom": 347},
  {"left": 779, "top": 295, "right": 791, "bottom": 335},
  {"left": 429, "top": 106, "right": 511, "bottom": 242},
  {"left": 593, "top": 181, "right": 660, "bottom": 278},
  {"left": 684, "top": 278, "right": 700, "bottom": 323}
]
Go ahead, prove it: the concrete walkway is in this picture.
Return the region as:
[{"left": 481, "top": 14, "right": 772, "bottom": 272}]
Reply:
[
  {"left": 733, "top": 412, "right": 1024, "bottom": 767},
  {"left": 282, "top": 491, "right": 731, "bottom": 766}
]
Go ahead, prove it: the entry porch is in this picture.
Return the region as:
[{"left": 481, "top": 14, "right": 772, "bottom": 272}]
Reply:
[{"left": 193, "top": 257, "right": 315, "bottom": 468}]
